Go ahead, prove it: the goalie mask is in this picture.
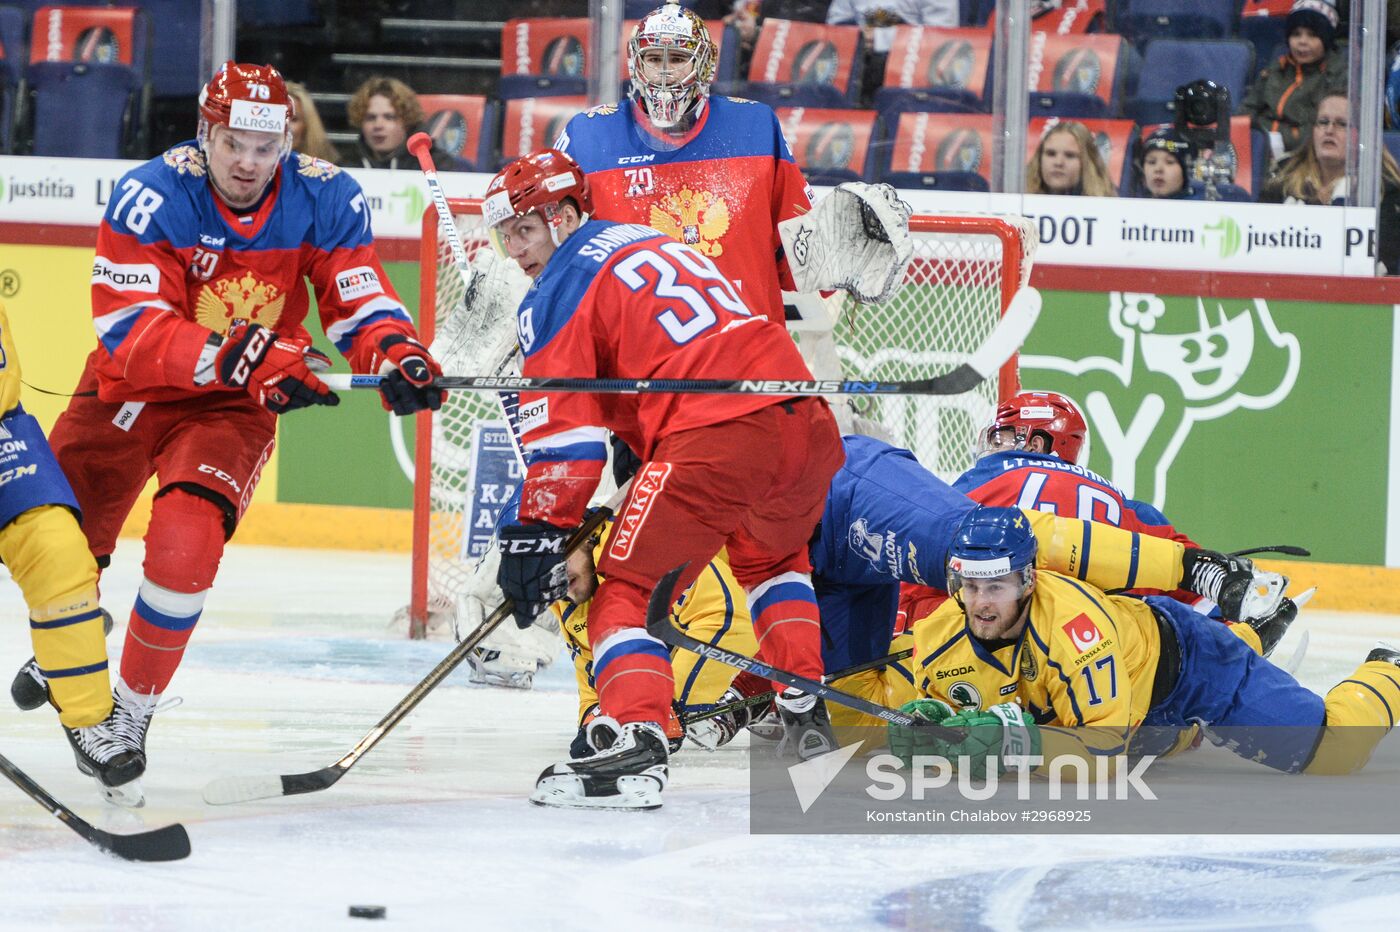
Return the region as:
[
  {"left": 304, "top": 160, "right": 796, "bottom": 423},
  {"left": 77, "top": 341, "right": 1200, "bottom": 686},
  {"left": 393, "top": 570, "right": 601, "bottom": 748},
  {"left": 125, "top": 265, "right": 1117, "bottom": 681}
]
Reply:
[
  {"left": 976, "top": 390, "right": 1089, "bottom": 466},
  {"left": 947, "top": 507, "right": 1037, "bottom": 610},
  {"left": 627, "top": 3, "right": 717, "bottom": 132},
  {"left": 483, "top": 148, "right": 594, "bottom": 248}
]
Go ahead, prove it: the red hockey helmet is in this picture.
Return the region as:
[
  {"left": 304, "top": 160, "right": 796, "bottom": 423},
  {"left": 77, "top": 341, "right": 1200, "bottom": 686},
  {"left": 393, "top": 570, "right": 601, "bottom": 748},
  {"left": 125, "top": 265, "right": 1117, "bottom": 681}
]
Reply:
[
  {"left": 197, "top": 61, "right": 294, "bottom": 157},
  {"left": 483, "top": 148, "right": 593, "bottom": 241},
  {"left": 977, "top": 390, "right": 1089, "bottom": 465}
]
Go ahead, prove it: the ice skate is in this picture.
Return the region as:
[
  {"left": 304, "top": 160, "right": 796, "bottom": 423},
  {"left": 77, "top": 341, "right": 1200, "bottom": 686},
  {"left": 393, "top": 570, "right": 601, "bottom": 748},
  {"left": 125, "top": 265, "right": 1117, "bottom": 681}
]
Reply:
[
  {"left": 65, "top": 711, "right": 145, "bottom": 799},
  {"left": 776, "top": 690, "right": 837, "bottom": 761},
  {"left": 1366, "top": 643, "right": 1400, "bottom": 667},
  {"left": 97, "top": 678, "right": 176, "bottom": 807},
  {"left": 531, "top": 721, "right": 668, "bottom": 811}
]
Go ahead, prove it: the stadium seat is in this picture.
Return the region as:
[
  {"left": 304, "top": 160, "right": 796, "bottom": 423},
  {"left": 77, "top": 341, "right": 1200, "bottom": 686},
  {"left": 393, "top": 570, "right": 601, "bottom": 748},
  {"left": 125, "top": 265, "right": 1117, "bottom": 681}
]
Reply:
[
  {"left": 27, "top": 5, "right": 149, "bottom": 156},
  {"left": 142, "top": 0, "right": 202, "bottom": 97},
  {"left": 1120, "top": 38, "right": 1254, "bottom": 127},
  {"left": 873, "top": 86, "right": 983, "bottom": 120},
  {"left": 418, "top": 94, "right": 497, "bottom": 172},
  {"left": 497, "top": 95, "right": 588, "bottom": 169},
  {"left": 1386, "top": 132, "right": 1400, "bottom": 169},
  {"left": 876, "top": 25, "right": 991, "bottom": 113},
  {"left": 237, "top": 0, "right": 321, "bottom": 27},
  {"left": 1238, "top": 14, "right": 1289, "bottom": 74},
  {"left": 0, "top": 4, "right": 24, "bottom": 152},
  {"left": 873, "top": 110, "right": 994, "bottom": 187},
  {"left": 1027, "top": 32, "right": 1128, "bottom": 118},
  {"left": 743, "top": 19, "right": 865, "bottom": 107},
  {"left": 499, "top": 18, "right": 591, "bottom": 99},
  {"left": 775, "top": 105, "right": 876, "bottom": 184},
  {"left": 1117, "top": 0, "right": 1236, "bottom": 48},
  {"left": 1028, "top": 92, "right": 1109, "bottom": 119},
  {"left": 885, "top": 168, "right": 990, "bottom": 191},
  {"left": 28, "top": 60, "right": 138, "bottom": 156}
]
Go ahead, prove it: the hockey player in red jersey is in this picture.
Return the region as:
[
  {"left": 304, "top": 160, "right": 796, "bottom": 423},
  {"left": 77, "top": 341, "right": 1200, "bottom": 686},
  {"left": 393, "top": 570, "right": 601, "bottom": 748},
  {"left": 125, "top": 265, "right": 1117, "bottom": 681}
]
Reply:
[
  {"left": 954, "top": 390, "right": 1298, "bottom": 654},
  {"left": 15, "top": 62, "right": 444, "bottom": 805},
  {"left": 485, "top": 148, "right": 845, "bottom": 809}
]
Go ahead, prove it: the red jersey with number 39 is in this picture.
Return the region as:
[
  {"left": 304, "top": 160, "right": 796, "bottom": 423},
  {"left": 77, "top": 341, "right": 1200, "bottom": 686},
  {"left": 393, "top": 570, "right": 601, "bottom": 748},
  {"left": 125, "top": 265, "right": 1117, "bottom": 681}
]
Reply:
[{"left": 515, "top": 219, "right": 814, "bottom": 527}]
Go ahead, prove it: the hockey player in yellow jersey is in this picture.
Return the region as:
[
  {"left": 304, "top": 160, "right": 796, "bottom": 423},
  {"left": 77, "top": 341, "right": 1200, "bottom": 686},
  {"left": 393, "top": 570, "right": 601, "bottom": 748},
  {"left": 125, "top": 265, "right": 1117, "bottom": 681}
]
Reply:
[
  {"left": 890, "top": 507, "right": 1400, "bottom": 777},
  {"left": 0, "top": 301, "right": 140, "bottom": 796}
]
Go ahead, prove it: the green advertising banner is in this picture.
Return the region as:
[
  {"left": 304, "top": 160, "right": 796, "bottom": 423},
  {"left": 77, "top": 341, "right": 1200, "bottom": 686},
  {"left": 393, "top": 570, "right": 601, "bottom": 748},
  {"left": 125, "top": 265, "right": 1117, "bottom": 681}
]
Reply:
[
  {"left": 1021, "top": 291, "right": 1389, "bottom": 565},
  {"left": 274, "top": 260, "right": 422, "bottom": 509}
]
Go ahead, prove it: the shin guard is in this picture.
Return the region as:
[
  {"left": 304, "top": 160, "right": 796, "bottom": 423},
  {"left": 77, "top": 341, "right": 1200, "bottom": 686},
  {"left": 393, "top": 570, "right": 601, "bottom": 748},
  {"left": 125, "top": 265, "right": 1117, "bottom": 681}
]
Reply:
[
  {"left": 589, "top": 580, "right": 674, "bottom": 726},
  {"left": 747, "top": 572, "right": 824, "bottom": 692}
]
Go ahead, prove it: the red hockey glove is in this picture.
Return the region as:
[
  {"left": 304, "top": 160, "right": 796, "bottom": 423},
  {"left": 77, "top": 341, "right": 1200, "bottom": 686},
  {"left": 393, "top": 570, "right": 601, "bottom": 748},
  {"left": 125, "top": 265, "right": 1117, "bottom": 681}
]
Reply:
[
  {"left": 371, "top": 333, "right": 445, "bottom": 416},
  {"left": 215, "top": 319, "right": 339, "bottom": 414}
]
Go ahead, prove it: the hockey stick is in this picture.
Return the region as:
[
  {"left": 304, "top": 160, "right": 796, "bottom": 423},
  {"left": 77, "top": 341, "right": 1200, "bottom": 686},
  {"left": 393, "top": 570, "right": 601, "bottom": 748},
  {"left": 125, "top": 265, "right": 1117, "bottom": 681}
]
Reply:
[
  {"left": 646, "top": 564, "right": 960, "bottom": 736},
  {"left": 323, "top": 285, "right": 1043, "bottom": 398},
  {"left": 1230, "top": 545, "right": 1311, "bottom": 558},
  {"left": 202, "top": 492, "right": 624, "bottom": 805},
  {"left": 679, "top": 647, "right": 915, "bottom": 728},
  {"left": 408, "top": 132, "right": 481, "bottom": 310},
  {"left": 0, "top": 751, "right": 190, "bottom": 861}
]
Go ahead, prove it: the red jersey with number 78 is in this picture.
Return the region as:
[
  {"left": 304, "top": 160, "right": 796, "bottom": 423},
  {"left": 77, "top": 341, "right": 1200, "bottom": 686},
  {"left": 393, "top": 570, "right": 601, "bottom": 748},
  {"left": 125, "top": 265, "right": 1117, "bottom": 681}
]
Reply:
[{"left": 514, "top": 218, "right": 815, "bottom": 527}]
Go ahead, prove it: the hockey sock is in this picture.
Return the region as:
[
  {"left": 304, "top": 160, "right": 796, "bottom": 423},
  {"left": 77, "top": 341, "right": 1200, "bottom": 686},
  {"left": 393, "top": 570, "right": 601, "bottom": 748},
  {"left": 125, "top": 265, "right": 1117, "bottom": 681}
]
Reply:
[
  {"left": 589, "top": 580, "right": 674, "bottom": 725},
  {"left": 747, "top": 571, "right": 824, "bottom": 692},
  {"left": 119, "top": 490, "right": 225, "bottom": 695}
]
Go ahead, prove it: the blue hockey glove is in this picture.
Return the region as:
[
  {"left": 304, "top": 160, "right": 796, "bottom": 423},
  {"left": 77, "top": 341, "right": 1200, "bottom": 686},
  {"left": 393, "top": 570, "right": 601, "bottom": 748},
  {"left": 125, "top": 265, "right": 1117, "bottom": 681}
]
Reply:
[{"left": 496, "top": 523, "right": 571, "bottom": 628}]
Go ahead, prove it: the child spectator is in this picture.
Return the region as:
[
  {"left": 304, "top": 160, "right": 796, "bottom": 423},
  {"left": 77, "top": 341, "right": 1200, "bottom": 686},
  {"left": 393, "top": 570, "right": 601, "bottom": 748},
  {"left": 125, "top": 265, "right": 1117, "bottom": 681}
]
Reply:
[
  {"left": 1026, "top": 120, "right": 1117, "bottom": 196},
  {"left": 286, "top": 81, "right": 340, "bottom": 164},
  {"left": 1128, "top": 126, "right": 1203, "bottom": 199},
  {"left": 1242, "top": 0, "right": 1347, "bottom": 160}
]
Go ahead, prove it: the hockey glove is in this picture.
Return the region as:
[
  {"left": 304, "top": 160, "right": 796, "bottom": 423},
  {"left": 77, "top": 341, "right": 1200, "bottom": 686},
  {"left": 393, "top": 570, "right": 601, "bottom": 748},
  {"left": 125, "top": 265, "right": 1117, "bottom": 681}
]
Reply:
[
  {"left": 888, "top": 698, "right": 955, "bottom": 767},
  {"left": 214, "top": 320, "right": 338, "bottom": 414},
  {"left": 929, "top": 703, "right": 1041, "bottom": 780},
  {"left": 1181, "top": 548, "right": 1287, "bottom": 623},
  {"left": 496, "top": 522, "right": 571, "bottom": 628},
  {"left": 371, "top": 333, "right": 444, "bottom": 416}
]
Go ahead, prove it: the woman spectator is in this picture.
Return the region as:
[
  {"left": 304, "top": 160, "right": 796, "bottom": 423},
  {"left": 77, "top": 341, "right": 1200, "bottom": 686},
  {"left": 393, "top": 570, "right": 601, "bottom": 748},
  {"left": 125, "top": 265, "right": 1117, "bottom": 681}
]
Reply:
[
  {"left": 286, "top": 81, "right": 340, "bottom": 164},
  {"left": 1259, "top": 92, "right": 1400, "bottom": 274},
  {"left": 342, "top": 76, "right": 468, "bottom": 171},
  {"left": 1026, "top": 121, "right": 1117, "bottom": 197},
  {"left": 1242, "top": 0, "right": 1347, "bottom": 161},
  {"left": 1127, "top": 127, "right": 1203, "bottom": 199}
]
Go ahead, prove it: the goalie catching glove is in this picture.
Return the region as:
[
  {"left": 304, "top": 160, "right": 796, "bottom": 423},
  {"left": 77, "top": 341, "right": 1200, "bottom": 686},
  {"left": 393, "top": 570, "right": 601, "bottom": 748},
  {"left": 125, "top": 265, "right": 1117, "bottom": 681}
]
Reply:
[
  {"left": 211, "top": 319, "right": 338, "bottom": 414},
  {"left": 496, "top": 523, "right": 571, "bottom": 628},
  {"left": 368, "top": 333, "right": 445, "bottom": 415},
  {"left": 777, "top": 182, "right": 914, "bottom": 305}
]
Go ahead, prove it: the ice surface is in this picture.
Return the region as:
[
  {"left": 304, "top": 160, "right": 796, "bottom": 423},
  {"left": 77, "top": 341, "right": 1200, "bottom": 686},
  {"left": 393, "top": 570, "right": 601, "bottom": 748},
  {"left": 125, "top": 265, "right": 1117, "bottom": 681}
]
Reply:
[{"left": 1, "top": 543, "right": 1397, "bottom": 930}]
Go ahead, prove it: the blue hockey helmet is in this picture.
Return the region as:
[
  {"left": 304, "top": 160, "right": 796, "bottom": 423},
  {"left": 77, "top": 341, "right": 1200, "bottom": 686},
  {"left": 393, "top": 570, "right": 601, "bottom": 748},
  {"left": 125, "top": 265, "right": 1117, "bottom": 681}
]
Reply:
[{"left": 947, "top": 506, "right": 1038, "bottom": 600}]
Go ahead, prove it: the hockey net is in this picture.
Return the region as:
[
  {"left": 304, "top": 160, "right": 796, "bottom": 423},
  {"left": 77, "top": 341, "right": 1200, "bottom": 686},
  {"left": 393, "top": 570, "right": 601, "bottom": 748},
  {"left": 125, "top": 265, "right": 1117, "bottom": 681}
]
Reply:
[{"left": 402, "top": 200, "right": 1036, "bottom": 636}]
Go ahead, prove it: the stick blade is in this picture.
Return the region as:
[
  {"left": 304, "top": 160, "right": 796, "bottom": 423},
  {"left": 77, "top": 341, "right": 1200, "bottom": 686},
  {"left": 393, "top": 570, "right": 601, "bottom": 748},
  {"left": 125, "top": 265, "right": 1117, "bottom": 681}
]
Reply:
[
  {"left": 95, "top": 821, "right": 191, "bottom": 862},
  {"left": 201, "top": 773, "right": 289, "bottom": 806},
  {"left": 967, "top": 285, "right": 1041, "bottom": 379}
]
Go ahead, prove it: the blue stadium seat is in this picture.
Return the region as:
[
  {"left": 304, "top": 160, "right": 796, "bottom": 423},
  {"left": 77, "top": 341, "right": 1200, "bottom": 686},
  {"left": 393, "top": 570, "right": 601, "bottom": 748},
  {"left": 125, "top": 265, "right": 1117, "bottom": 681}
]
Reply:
[
  {"left": 881, "top": 169, "right": 989, "bottom": 191},
  {"left": 1028, "top": 92, "right": 1109, "bottom": 119},
  {"left": 28, "top": 61, "right": 138, "bottom": 157},
  {"left": 1121, "top": 38, "right": 1255, "bottom": 126},
  {"left": 1238, "top": 15, "right": 1289, "bottom": 75},
  {"left": 741, "top": 81, "right": 852, "bottom": 109},
  {"left": 1118, "top": 0, "right": 1237, "bottom": 48},
  {"left": 143, "top": 0, "right": 202, "bottom": 96},
  {"left": 237, "top": 0, "right": 322, "bottom": 27},
  {"left": 872, "top": 86, "right": 984, "bottom": 119},
  {"left": 498, "top": 74, "right": 588, "bottom": 99},
  {"left": 1384, "top": 132, "right": 1400, "bottom": 169}
]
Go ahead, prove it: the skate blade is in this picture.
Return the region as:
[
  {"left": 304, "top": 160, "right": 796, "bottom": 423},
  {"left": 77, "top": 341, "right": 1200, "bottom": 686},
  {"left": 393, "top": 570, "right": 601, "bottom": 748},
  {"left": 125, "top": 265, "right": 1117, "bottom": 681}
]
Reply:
[
  {"left": 529, "top": 773, "right": 663, "bottom": 811},
  {"left": 99, "top": 778, "right": 146, "bottom": 809}
]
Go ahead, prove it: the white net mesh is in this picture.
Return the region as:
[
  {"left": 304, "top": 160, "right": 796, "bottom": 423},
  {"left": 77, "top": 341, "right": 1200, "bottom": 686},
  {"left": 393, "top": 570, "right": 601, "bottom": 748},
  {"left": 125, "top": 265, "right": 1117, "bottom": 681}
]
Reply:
[{"left": 410, "top": 202, "right": 1033, "bottom": 631}]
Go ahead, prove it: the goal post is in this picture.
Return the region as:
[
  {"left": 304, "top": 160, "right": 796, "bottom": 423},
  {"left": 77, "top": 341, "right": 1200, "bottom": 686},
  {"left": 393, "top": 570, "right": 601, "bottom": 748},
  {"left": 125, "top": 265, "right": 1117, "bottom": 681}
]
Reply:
[{"left": 403, "top": 199, "right": 1036, "bottom": 637}]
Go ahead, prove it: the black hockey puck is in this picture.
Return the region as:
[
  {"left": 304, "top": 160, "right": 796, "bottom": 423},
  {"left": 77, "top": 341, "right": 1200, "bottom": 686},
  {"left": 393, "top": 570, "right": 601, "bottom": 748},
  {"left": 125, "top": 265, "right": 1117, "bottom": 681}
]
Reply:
[{"left": 349, "top": 905, "right": 386, "bottom": 919}]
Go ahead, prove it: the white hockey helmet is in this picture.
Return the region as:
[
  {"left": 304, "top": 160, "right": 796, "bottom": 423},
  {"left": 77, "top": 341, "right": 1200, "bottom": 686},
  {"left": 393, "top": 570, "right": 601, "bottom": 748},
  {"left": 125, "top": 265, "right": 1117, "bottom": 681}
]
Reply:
[{"left": 627, "top": 1, "right": 717, "bottom": 131}]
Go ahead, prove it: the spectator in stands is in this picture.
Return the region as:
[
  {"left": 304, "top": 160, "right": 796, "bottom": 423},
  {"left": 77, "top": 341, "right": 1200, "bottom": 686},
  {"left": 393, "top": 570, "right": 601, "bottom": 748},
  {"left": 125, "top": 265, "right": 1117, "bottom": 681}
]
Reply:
[
  {"left": 826, "top": 0, "right": 959, "bottom": 105},
  {"left": 1242, "top": 0, "right": 1347, "bottom": 161},
  {"left": 1128, "top": 127, "right": 1203, "bottom": 200},
  {"left": 286, "top": 81, "right": 340, "bottom": 164},
  {"left": 1259, "top": 92, "right": 1400, "bottom": 274},
  {"left": 1026, "top": 121, "right": 1117, "bottom": 197},
  {"left": 343, "top": 76, "right": 467, "bottom": 171}
]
